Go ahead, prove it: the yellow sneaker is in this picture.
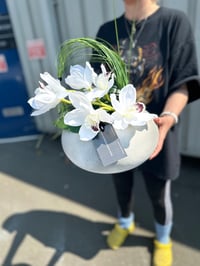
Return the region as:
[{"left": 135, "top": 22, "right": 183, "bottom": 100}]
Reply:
[
  {"left": 153, "top": 239, "right": 173, "bottom": 266},
  {"left": 107, "top": 222, "right": 135, "bottom": 250}
]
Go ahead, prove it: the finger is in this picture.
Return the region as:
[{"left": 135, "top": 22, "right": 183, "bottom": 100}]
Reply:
[
  {"left": 153, "top": 117, "right": 162, "bottom": 126},
  {"left": 149, "top": 134, "right": 165, "bottom": 160}
]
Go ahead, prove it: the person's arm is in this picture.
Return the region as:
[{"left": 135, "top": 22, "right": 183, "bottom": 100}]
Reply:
[{"left": 149, "top": 84, "right": 189, "bottom": 160}]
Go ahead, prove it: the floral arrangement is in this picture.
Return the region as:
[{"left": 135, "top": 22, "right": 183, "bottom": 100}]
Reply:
[{"left": 28, "top": 38, "right": 156, "bottom": 141}]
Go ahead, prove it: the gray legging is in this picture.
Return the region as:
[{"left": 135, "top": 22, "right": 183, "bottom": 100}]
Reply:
[{"left": 112, "top": 170, "right": 173, "bottom": 225}]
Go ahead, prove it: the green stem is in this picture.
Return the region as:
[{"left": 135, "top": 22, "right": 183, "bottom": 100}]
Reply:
[
  {"left": 93, "top": 99, "right": 114, "bottom": 111},
  {"left": 105, "top": 93, "right": 111, "bottom": 102},
  {"left": 127, "top": 21, "right": 136, "bottom": 77},
  {"left": 113, "top": 0, "right": 120, "bottom": 54},
  {"left": 61, "top": 98, "right": 71, "bottom": 104}
]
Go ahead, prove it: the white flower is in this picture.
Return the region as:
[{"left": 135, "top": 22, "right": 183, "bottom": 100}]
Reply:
[
  {"left": 28, "top": 72, "right": 68, "bottom": 116},
  {"left": 64, "top": 92, "right": 112, "bottom": 141},
  {"left": 86, "top": 64, "right": 114, "bottom": 100},
  {"left": 65, "top": 61, "right": 97, "bottom": 90},
  {"left": 110, "top": 84, "right": 157, "bottom": 129}
]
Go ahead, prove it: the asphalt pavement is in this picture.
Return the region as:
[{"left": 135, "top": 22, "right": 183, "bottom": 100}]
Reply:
[{"left": 0, "top": 134, "right": 199, "bottom": 266}]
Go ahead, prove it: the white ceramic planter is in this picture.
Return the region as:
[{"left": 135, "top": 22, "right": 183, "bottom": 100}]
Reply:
[{"left": 61, "top": 119, "right": 159, "bottom": 174}]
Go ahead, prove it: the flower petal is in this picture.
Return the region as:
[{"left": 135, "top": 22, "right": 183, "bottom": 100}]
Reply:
[
  {"left": 40, "top": 72, "right": 68, "bottom": 98},
  {"left": 119, "top": 84, "right": 136, "bottom": 107},
  {"left": 65, "top": 65, "right": 87, "bottom": 89},
  {"left": 111, "top": 112, "right": 128, "bottom": 129},
  {"left": 110, "top": 93, "right": 123, "bottom": 113},
  {"left": 28, "top": 87, "right": 59, "bottom": 116},
  {"left": 92, "top": 64, "right": 114, "bottom": 98},
  {"left": 136, "top": 102, "right": 145, "bottom": 113},
  {"left": 136, "top": 112, "right": 157, "bottom": 121},
  {"left": 64, "top": 109, "right": 87, "bottom": 126},
  {"left": 69, "top": 92, "right": 92, "bottom": 111},
  {"left": 65, "top": 62, "right": 97, "bottom": 90},
  {"left": 85, "top": 61, "right": 97, "bottom": 85},
  {"left": 79, "top": 124, "right": 98, "bottom": 141},
  {"left": 97, "top": 109, "right": 113, "bottom": 124}
]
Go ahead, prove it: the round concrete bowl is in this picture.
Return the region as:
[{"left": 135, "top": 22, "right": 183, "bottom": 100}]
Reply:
[{"left": 61, "top": 119, "right": 159, "bottom": 174}]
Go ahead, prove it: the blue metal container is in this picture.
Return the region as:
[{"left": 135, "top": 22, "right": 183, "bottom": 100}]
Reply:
[{"left": 0, "top": 0, "right": 39, "bottom": 141}]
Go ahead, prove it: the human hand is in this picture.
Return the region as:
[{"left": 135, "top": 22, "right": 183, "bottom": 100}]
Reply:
[{"left": 149, "top": 115, "right": 175, "bottom": 160}]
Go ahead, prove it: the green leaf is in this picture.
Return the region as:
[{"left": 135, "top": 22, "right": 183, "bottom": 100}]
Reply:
[
  {"left": 54, "top": 117, "right": 80, "bottom": 133},
  {"left": 56, "top": 37, "right": 129, "bottom": 89}
]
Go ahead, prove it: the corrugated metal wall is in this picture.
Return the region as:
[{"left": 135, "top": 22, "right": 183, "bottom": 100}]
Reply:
[
  {"left": 161, "top": 0, "right": 200, "bottom": 157},
  {"left": 53, "top": 0, "right": 124, "bottom": 40},
  {"left": 6, "top": 0, "right": 61, "bottom": 132},
  {"left": 6, "top": 0, "right": 200, "bottom": 157}
]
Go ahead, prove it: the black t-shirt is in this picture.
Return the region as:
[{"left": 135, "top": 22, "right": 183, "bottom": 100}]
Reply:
[{"left": 96, "top": 7, "right": 200, "bottom": 179}]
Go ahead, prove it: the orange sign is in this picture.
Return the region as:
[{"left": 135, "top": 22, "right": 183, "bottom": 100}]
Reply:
[{"left": 27, "top": 38, "right": 46, "bottom": 60}]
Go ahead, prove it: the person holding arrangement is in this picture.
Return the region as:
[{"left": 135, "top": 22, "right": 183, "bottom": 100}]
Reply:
[{"left": 96, "top": 0, "right": 200, "bottom": 265}]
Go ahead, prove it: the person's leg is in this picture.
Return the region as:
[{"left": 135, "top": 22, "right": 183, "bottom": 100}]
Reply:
[
  {"left": 143, "top": 172, "right": 173, "bottom": 266},
  {"left": 112, "top": 169, "right": 135, "bottom": 218},
  {"left": 107, "top": 170, "right": 135, "bottom": 249},
  {"left": 143, "top": 172, "right": 173, "bottom": 241}
]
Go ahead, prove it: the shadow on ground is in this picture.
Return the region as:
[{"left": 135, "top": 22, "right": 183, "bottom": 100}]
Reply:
[{"left": 2, "top": 210, "right": 153, "bottom": 266}]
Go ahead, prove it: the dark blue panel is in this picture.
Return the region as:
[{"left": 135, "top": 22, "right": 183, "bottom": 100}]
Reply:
[
  {"left": 0, "top": 0, "right": 8, "bottom": 14},
  {"left": 0, "top": 49, "right": 39, "bottom": 138},
  {"left": 0, "top": 1, "right": 39, "bottom": 140}
]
